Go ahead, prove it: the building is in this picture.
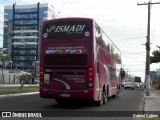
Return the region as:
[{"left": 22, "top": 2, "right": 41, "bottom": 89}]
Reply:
[
  {"left": 3, "top": 3, "right": 57, "bottom": 75},
  {"left": 150, "top": 71, "right": 160, "bottom": 85}
]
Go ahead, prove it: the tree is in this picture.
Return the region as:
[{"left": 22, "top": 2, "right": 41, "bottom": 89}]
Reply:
[
  {"left": 150, "top": 46, "right": 160, "bottom": 64},
  {"left": 17, "top": 71, "right": 32, "bottom": 89},
  {"left": 0, "top": 50, "right": 11, "bottom": 83}
]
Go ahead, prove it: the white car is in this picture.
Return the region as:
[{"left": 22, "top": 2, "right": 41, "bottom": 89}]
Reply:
[
  {"left": 134, "top": 82, "right": 140, "bottom": 88},
  {"left": 124, "top": 82, "right": 135, "bottom": 89}
]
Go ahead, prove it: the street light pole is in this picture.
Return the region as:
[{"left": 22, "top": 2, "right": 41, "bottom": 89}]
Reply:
[
  {"left": 137, "top": 1, "right": 160, "bottom": 96},
  {"left": 145, "top": 2, "right": 151, "bottom": 96}
]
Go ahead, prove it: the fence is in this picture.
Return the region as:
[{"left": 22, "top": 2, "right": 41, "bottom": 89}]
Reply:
[{"left": 0, "top": 69, "right": 20, "bottom": 84}]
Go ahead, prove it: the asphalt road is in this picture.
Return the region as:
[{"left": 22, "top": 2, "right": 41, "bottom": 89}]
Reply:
[{"left": 0, "top": 88, "right": 144, "bottom": 118}]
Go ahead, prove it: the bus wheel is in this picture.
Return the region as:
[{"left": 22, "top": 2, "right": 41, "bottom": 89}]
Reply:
[
  {"left": 96, "top": 90, "right": 107, "bottom": 106},
  {"left": 96, "top": 92, "right": 103, "bottom": 106},
  {"left": 112, "top": 88, "right": 119, "bottom": 98},
  {"left": 103, "top": 89, "right": 107, "bottom": 104}
]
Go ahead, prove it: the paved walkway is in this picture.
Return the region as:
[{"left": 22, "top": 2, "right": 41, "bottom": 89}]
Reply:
[{"left": 144, "top": 87, "right": 160, "bottom": 112}]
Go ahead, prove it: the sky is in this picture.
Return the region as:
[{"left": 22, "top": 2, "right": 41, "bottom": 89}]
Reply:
[{"left": 0, "top": 0, "right": 160, "bottom": 81}]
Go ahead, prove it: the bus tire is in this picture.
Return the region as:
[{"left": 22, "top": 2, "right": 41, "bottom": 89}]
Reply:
[
  {"left": 112, "top": 88, "right": 119, "bottom": 98},
  {"left": 96, "top": 89, "right": 107, "bottom": 106},
  {"left": 103, "top": 89, "right": 107, "bottom": 104},
  {"left": 96, "top": 91, "right": 103, "bottom": 106}
]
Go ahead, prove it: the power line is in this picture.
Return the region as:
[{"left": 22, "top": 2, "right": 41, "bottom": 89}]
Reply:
[
  {"left": 31, "top": 0, "right": 37, "bottom": 3},
  {"left": 121, "top": 51, "right": 146, "bottom": 54},
  {"left": 126, "top": 63, "right": 145, "bottom": 66},
  {"left": 50, "top": 4, "right": 70, "bottom": 18},
  {"left": 120, "top": 46, "right": 145, "bottom": 49},
  {"left": 114, "top": 36, "right": 146, "bottom": 41}
]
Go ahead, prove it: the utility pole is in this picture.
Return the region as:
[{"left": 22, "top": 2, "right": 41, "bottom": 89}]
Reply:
[{"left": 137, "top": 1, "right": 160, "bottom": 96}]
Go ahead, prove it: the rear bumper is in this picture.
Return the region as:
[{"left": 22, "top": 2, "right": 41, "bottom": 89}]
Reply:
[
  {"left": 124, "top": 86, "right": 135, "bottom": 89},
  {"left": 39, "top": 87, "right": 97, "bottom": 101}
]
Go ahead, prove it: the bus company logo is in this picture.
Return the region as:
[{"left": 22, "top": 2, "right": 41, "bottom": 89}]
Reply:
[
  {"left": 43, "top": 33, "right": 48, "bottom": 38},
  {"left": 85, "top": 31, "right": 90, "bottom": 36},
  {"left": 2, "top": 112, "right": 11, "bottom": 117},
  {"left": 46, "top": 25, "right": 86, "bottom": 33}
]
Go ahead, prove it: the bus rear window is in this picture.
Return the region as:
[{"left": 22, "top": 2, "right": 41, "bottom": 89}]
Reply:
[{"left": 43, "top": 21, "right": 90, "bottom": 39}]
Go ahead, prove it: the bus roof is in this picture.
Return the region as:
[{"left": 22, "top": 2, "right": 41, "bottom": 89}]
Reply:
[{"left": 43, "top": 17, "right": 94, "bottom": 23}]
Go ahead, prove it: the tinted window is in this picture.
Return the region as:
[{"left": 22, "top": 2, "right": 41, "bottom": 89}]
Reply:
[
  {"left": 135, "top": 77, "right": 141, "bottom": 82},
  {"left": 43, "top": 21, "right": 90, "bottom": 39}
]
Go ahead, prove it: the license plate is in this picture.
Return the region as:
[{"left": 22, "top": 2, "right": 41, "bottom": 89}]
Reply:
[
  {"left": 61, "top": 94, "right": 70, "bottom": 97},
  {"left": 44, "top": 74, "right": 49, "bottom": 81}
]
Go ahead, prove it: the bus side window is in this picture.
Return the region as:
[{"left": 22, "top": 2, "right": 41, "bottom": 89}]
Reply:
[
  {"left": 96, "top": 25, "right": 102, "bottom": 38},
  {"left": 110, "top": 67, "right": 117, "bottom": 80},
  {"left": 108, "top": 66, "right": 111, "bottom": 79},
  {"left": 97, "top": 62, "right": 100, "bottom": 74},
  {"left": 110, "top": 67, "right": 113, "bottom": 80}
]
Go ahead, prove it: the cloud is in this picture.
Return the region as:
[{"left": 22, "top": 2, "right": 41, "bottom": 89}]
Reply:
[{"left": 0, "top": 0, "right": 160, "bottom": 80}]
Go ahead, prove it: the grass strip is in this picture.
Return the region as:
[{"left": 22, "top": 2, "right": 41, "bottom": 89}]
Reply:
[
  {"left": 0, "top": 87, "right": 39, "bottom": 95},
  {"left": 142, "top": 117, "right": 160, "bottom": 120}
]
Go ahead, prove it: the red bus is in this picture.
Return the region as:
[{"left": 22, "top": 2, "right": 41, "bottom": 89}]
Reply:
[{"left": 39, "top": 18, "right": 122, "bottom": 106}]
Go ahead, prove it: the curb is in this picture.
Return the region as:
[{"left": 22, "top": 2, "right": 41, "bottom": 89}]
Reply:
[
  {"left": 143, "top": 96, "right": 146, "bottom": 112},
  {"left": 140, "top": 97, "right": 145, "bottom": 112},
  {"left": 0, "top": 84, "right": 39, "bottom": 88},
  {"left": 0, "top": 92, "right": 39, "bottom": 99}
]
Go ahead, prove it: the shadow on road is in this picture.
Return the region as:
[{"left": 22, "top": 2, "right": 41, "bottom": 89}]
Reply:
[{"left": 43, "top": 97, "right": 116, "bottom": 110}]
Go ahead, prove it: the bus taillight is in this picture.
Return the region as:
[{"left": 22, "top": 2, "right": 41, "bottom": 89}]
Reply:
[
  {"left": 40, "top": 66, "right": 44, "bottom": 81},
  {"left": 88, "top": 67, "right": 93, "bottom": 81},
  {"left": 40, "top": 66, "right": 44, "bottom": 70},
  {"left": 89, "top": 77, "right": 93, "bottom": 81},
  {"left": 88, "top": 67, "right": 93, "bottom": 71}
]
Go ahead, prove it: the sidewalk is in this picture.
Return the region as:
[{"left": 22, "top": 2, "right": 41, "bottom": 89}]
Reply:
[{"left": 144, "top": 86, "right": 160, "bottom": 112}]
